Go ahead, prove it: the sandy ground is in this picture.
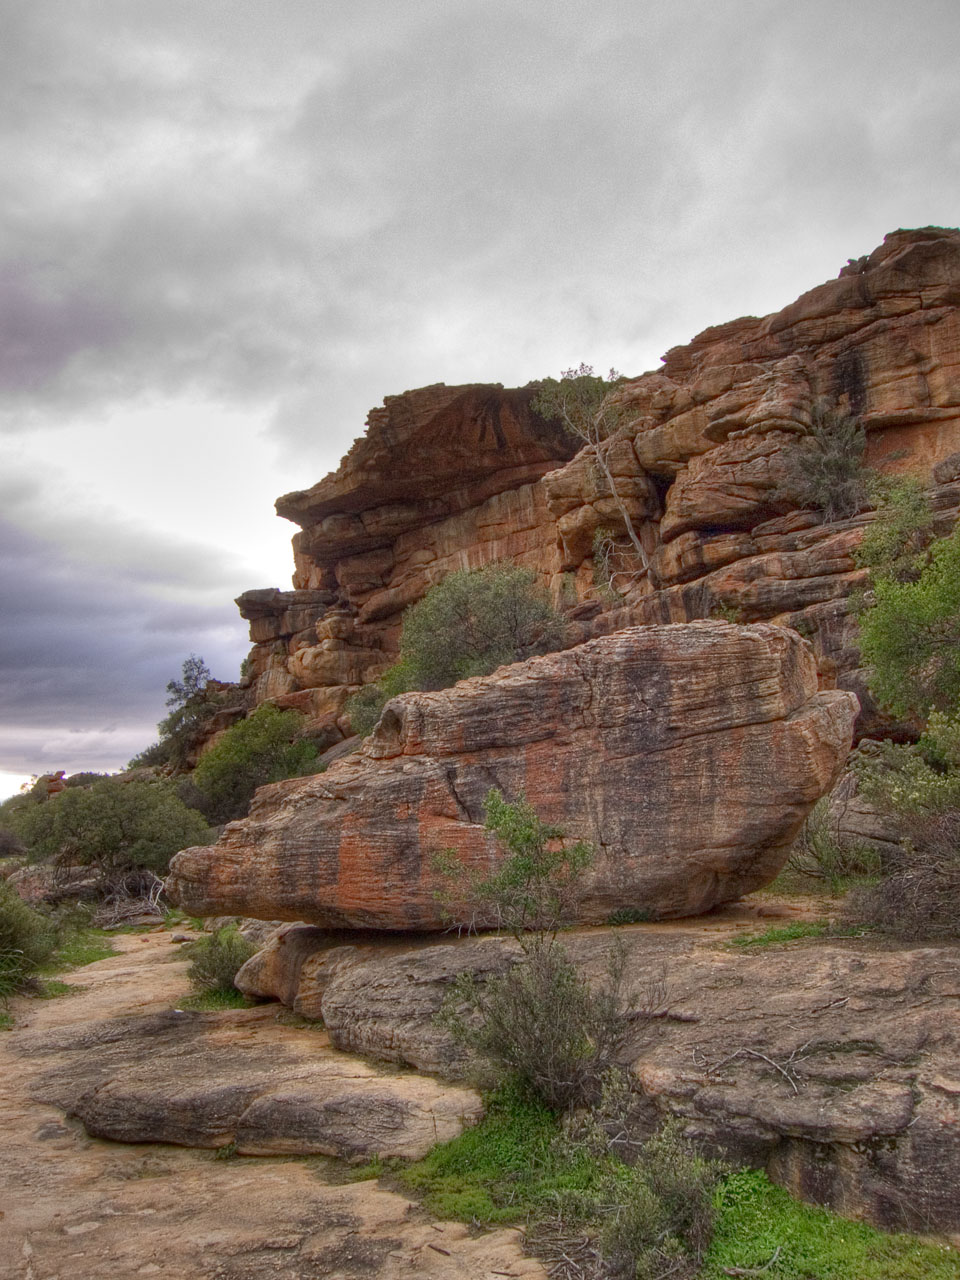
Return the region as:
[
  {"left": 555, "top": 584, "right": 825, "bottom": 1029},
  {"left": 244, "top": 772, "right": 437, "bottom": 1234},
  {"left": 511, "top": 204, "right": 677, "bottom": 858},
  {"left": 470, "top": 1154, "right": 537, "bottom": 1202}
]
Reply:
[{"left": 0, "top": 930, "right": 545, "bottom": 1280}]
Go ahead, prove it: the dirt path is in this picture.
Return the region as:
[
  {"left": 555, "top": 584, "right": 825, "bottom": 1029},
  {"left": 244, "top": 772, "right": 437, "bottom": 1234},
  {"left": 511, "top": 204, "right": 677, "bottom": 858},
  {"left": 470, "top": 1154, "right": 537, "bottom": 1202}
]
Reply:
[{"left": 0, "top": 931, "right": 544, "bottom": 1280}]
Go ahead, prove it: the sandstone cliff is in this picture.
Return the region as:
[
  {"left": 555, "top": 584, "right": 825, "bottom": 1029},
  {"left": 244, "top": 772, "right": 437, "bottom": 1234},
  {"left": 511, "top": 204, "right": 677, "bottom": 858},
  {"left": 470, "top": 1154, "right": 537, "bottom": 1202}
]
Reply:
[
  {"left": 237, "top": 226, "right": 960, "bottom": 748},
  {"left": 167, "top": 623, "right": 856, "bottom": 928}
]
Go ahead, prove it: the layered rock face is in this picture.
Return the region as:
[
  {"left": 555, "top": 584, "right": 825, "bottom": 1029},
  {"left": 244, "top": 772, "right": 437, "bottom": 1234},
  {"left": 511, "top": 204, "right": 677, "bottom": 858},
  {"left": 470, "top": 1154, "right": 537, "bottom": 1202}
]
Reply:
[
  {"left": 236, "top": 227, "right": 960, "bottom": 747},
  {"left": 167, "top": 623, "right": 857, "bottom": 928}
]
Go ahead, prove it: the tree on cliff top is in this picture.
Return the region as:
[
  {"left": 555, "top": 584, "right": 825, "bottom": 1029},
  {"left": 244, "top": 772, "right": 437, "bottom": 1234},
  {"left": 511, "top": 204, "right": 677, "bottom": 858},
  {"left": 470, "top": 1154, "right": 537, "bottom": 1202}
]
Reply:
[
  {"left": 532, "top": 365, "right": 650, "bottom": 574},
  {"left": 130, "top": 654, "right": 228, "bottom": 770}
]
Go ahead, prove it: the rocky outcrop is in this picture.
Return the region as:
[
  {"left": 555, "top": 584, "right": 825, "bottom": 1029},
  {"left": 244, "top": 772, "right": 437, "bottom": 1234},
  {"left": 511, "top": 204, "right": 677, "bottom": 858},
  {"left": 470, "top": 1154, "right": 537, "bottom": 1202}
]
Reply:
[
  {"left": 168, "top": 623, "right": 857, "bottom": 928},
  {"left": 235, "top": 227, "right": 960, "bottom": 747},
  {"left": 21, "top": 1005, "right": 482, "bottom": 1162},
  {"left": 237, "top": 920, "right": 960, "bottom": 1234}
]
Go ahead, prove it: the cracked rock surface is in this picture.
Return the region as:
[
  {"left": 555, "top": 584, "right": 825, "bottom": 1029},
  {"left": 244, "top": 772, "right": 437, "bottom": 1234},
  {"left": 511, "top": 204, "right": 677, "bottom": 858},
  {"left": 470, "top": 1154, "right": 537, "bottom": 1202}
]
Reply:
[{"left": 241, "top": 910, "right": 960, "bottom": 1234}]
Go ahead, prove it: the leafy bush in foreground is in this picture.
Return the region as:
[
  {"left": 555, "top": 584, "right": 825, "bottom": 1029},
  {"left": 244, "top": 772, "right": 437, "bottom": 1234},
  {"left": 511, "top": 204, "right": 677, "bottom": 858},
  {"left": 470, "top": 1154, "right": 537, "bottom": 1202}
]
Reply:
[{"left": 437, "top": 790, "right": 645, "bottom": 1112}]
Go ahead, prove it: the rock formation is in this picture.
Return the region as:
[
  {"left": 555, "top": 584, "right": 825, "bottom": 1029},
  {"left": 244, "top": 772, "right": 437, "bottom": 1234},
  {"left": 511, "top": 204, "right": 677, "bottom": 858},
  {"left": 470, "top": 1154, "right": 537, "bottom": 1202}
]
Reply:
[
  {"left": 237, "top": 920, "right": 960, "bottom": 1234},
  {"left": 234, "top": 227, "right": 960, "bottom": 748},
  {"left": 167, "top": 623, "right": 857, "bottom": 928}
]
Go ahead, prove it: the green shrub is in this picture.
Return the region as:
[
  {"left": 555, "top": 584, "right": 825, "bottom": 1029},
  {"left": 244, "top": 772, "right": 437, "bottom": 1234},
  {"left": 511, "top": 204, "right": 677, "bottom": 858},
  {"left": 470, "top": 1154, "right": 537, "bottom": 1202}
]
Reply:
[
  {"left": 437, "top": 791, "right": 642, "bottom": 1112},
  {"left": 783, "top": 401, "right": 870, "bottom": 523},
  {"left": 442, "top": 937, "right": 634, "bottom": 1111},
  {"left": 435, "top": 789, "right": 594, "bottom": 938},
  {"left": 344, "top": 659, "right": 416, "bottom": 737},
  {"left": 787, "top": 797, "right": 883, "bottom": 888},
  {"left": 188, "top": 704, "right": 320, "bottom": 824},
  {"left": 0, "top": 881, "right": 57, "bottom": 1000},
  {"left": 400, "top": 564, "right": 565, "bottom": 691},
  {"left": 346, "top": 565, "right": 565, "bottom": 735},
  {"left": 186, "top": 925, "right": 256, "bottom": 996},
  {"left": 858, "top": 526, "right": 960, "bottom": 717},
  {"left": 856, "top": 475, "right": 937, "bottom": 584},
  {"left": 7, "top": 777, "right": 212, "bottom": 879}
]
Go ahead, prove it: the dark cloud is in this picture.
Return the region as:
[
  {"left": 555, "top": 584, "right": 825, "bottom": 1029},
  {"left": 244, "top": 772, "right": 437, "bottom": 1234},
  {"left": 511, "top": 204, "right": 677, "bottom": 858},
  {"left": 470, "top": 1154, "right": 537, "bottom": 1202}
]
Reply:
[
  {"left": 3, "top": 1, "right": 958, "bottom": 442},
  {"left": 0, "top": 518, "right": 248, "bottom": 775}
]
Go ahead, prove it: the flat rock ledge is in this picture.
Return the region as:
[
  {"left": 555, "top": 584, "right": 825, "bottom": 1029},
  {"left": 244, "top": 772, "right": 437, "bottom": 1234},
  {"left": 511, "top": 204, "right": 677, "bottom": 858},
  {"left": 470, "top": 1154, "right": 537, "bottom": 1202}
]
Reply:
[
  {"left": 16, "top": 1005, "right": 482, "bottom": 1162},
  {"left": 168, "top": 622, "right": 858, "bottom": 928},
  {"left": 239, "top": 923, "right": 960, "bottom": 1235}
]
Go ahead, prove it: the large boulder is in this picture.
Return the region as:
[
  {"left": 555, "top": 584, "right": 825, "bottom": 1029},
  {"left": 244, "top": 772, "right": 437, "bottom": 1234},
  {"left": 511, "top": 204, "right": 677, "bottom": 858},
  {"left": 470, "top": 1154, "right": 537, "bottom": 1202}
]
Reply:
[{"left": 168, "top": 623, "right": 857, "bottom": 928}]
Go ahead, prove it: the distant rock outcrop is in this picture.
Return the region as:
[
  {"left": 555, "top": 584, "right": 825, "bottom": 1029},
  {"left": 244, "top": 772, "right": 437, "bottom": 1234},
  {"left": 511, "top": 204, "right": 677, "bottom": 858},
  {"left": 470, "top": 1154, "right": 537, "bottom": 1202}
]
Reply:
[{"left": 167, "top": 623, "right": 857, "bottom": 928}]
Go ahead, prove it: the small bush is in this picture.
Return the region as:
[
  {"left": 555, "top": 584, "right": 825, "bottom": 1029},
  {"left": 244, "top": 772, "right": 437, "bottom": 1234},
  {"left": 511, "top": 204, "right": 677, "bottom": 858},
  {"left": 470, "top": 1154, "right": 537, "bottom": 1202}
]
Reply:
[
  {"left": 344, "top": 659, "right": 416, "bottom": 737},
  {"left": 858, "top": 526, "right": 960, "bottom": 717},
  {"left": 347, "top": 565, "right": 566, "bottom": 736},
  {"left": 435, "top": 789, "right": 594, "bottom": 938},
  {"left": 442, "top": 938, "right": 634, "bottom": 1111},
  {"left": 844, "top": 810, "right": 960, "bottom": 940},
  {"left": 599, "top": 1120, "right": 721, "bottom": 1280},
  {"left": 189, "top": 704, "right": 320, "bottom": 824},
  {"left": 0, "top": 881, "right": 57, "bottom": 1000},
  {"left": 186, "top": 925, "right": 257, "bottom": 996},
  {"left": 856, "top": 475, "right": 937, "bottom": 585},
  {"left": 436, "top": 791, "right": 649, "bottom": 1112},
  {"left": 787, "top": 797, "right": 883, "bottom": 888},
  {"left": 785, "top": 401, "right": 870, "bottom": 523}
]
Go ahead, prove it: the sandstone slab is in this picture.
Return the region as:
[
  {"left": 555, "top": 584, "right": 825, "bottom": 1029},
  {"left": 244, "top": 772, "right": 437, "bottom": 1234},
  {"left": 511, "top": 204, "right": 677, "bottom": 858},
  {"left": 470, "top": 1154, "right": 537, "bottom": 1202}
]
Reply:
[
  {"left": 20, "top": 1003, "right": 482, "bottom": 1162},
  {"left": 168, "top": 623, "right": 857, "bottom": 928},
  {"left": 240, "top": 919, "right": 960, "bottom": 1234}
]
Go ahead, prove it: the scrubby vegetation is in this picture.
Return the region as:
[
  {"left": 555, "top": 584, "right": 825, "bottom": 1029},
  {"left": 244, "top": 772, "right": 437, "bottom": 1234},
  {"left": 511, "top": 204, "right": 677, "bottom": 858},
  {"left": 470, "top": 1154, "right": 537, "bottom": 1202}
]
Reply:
[
  {"left": 532, "top": 364, "right": 651, "bottom": 577},
  {"left": 185, "top": 703, "right": 320, "bottom": 824},
  {"left": 400, "top": 1082, "right": 723, "bottom": 1279},
  {"left": 785, "top": 401, "right": 870, "bottom": 522},
  {"left": 346, "top": 564, "right": 566, "bottom": 735},
  {"left": 129, "top": 654, "right": 235, "bottom": 770},
  {"left": 843, "top": 480, "right": 960, "bottom": 940},
  {"left": 0, "top": 880, "right": 57, "bottom": 1002},
  {"left": 1, "top": 775, "right": 212, "bottom": 882},
  {"left": 185, "top": 925, "right": 256, "bottom": 1000},
  {"left": 436, "top": 790, "right": 635, "bottom": 1111}
]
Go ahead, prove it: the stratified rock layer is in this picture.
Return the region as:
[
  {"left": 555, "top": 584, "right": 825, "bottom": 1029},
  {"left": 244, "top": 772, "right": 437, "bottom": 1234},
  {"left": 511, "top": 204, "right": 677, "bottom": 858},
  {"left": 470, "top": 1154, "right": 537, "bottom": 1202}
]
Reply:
[
  {"left": 235, "top": 227, "right": 960, "bottom": 747},
  {"left": 168, "top": 623, "right": 857, "bottom": 928}
]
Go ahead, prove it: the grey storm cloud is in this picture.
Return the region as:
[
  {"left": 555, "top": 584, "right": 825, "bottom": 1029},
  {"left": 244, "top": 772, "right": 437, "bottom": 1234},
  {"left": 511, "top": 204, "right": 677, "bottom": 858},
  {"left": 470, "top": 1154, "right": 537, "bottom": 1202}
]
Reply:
[
  {"left": 0, "top": 517, "right": 248, "bottom": 775},
  {"left": 3, "top": 0, "right": 959, "bottom": 444}
]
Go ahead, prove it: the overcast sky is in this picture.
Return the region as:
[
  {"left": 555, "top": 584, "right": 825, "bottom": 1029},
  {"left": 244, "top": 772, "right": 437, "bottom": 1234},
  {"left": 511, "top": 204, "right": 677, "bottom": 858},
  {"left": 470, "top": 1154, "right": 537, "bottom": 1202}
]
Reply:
[{"left": 1, "top": 0, "right": 958, "bottom": 796}]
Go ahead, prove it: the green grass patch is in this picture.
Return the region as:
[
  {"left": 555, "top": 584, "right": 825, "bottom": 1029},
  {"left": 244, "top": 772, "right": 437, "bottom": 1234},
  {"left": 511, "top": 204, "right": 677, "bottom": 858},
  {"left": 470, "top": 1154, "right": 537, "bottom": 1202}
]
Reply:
[
  {"left": 397, "top": 1084, "right": 596, "bottom": 1223},
  {"left": 178, "top": 987, "right": 250, "bottom": 1011},
  {"left": 730, "top": 920, "right": 873, "bottom": 949},
  {"left": 730, "top": 920, "right": 831, "bottom": 948},
  {"left": 35, "top": 978, "right": 80, "bottom": 999},
  {"left": 41, "top": 930, "right": 116, "bottom": 973},
  {"left": 702, "top": 1169, "right": 960, "bottom": 1279},
  {"left": 0, "top": 1010, "right": 13, "bottom": 1030},
  {"left": 396, "top": 1098, "right": 959, "bottom": 1280}
]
